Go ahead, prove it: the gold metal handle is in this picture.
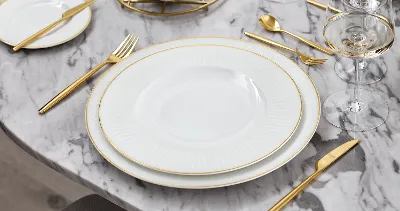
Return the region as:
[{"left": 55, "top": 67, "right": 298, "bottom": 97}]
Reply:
[
  {"left": 307, "top": 0, "right": 342, "bottom": 13},
  {"left": 39, "top": 61, "right": 110, "bottom": 114},
  {"left": 244, "top": 32, "right": 297, "bottom": 53},
  {"left": 281, "top": 30, "right": 334, "bottom": 55},
  {"left": 307, "top": 0, "right": 328, "bottom": 10},
  {"left": 124, "top": 0, "right": 208, "bottom": 4},
  {"left": 269, "top": 170, "right": 321, "bottom": 211},
  {"left": 13, "top": 18, "right": 67, "bottom": 51}
]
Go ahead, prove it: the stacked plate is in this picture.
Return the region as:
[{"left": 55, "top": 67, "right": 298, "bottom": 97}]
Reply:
[{"left": 86, "top": 37, "right": 320, "bottom": 189}]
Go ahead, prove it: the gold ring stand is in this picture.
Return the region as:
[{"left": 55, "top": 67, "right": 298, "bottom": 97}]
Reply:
[{"left": 118, "top": 0, "right": 218, "bottom": 16}]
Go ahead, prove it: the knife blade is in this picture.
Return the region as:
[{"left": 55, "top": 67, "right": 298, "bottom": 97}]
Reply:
[
  {"left": 62, "top": 0, "right": 96, "bottom": 19},
  {"left": 269, "top": 139, "right": 360, "bottom": 211},
  {"left": 315, "top": 139, "right": 360, "bottom": 171}
]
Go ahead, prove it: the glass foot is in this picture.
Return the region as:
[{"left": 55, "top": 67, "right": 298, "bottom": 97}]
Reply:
[
  {"left": 323, "top": 88, "right": 389, "bottom": 131},
  {"left": 334, "top": 57, "right": 387, "bottom": 84}
]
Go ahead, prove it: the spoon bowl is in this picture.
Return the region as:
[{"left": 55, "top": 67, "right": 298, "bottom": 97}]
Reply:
[{"left": 259, "top": 15, "right": 282, "bottom": 32}]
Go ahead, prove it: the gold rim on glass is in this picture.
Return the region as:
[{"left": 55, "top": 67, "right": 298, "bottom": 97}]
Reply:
[
  {"left": 86, "top": 37, "right": 321, "bottom": 188},
  {"left": 117, "top": 0, "right": 218, "bottom": 16},
  {"left": 97, "top": 44, "right": 303, "bottom": 175},
  {"left": 323, "top": 12, "right": 395, "bottom": 58},
  {"left": 0, "top": 0, "right": 92, "bottom": 49}
]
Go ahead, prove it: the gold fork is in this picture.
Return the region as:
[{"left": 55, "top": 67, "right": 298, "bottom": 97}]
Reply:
[
  {"left": 39, "top": 34, "right": 139, "bottom": 114},
  {"left": 244, "top": 32, "right": 327, "bottom": 66}
]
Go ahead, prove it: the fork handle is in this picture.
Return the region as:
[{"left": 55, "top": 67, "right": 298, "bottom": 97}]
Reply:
[
  {"left": 39, "top": 61, "right": 110, "bottom": 114},
  {"left": 244, "top": 32, "right": 297, "bottom": 54},
  {"left": 281, "top": 30, "right": 334, "bottom": 55}
]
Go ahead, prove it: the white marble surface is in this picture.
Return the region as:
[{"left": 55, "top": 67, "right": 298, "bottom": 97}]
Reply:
[{"left": 0, "top": 0, "right": 400, "bottom": 210}]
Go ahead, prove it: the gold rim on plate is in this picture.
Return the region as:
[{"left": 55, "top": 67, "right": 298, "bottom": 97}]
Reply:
[
  {"left": 97, "top": 44, "right": 303, "bottom": 175},
  {"left": 86, "top": 37, "right": 321, "bottom": 188},
  {"left": 0, "top": 0, "right": 92, "bottom": 49},
  {"left": 117, "top": 0, "right": 218, "bottom": 16}
]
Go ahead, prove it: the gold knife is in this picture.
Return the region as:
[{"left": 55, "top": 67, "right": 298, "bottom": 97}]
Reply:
[
  {"left": 307, "top": 0, "right": 342, "bottom": 13},
  {"left": 13, "top": 0, "right": 96, "bottom": 51},
  {"left": 269, "top": 139, "right": 360, "bottom": 211}
]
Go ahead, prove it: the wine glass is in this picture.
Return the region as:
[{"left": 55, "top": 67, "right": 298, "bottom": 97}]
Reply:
[
  {"left": 322, "top": 0, "right": 395, "bottom": 131},
  {"left": 331, "top": 0, "right": 394, "bottom": 84}
]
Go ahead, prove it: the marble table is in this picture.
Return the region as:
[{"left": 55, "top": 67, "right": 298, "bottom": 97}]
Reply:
[{"left": 1, "top": 0, "right": 400, "bottom": 210}]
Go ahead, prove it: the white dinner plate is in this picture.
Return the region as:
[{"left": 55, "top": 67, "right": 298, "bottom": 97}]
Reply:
[
  {"left": 98, "top": 45, "right": 302, "bottom": 175},
  {"left": 86, "top": 37, "right": 320, "bottom": 188},
  {"left": 0, "top": 0, "right": 91, "bottom": 49}
]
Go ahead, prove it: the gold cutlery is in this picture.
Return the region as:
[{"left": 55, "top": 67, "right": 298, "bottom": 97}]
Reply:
[
  {"left": 259, "top": 15, "right": 334, "bottom": 55},
  {"left": 244, "top": 32, "right": 327, "bottom": 66},
  {"left": 13, "top": 0, "right": 96, "bottom": 51},
  {"left": 39, "top": 34, "right": 139, "bottom": 114},
  {"left": 307, "top": 0, "right": 342, "bottom": 13},
  {"left": 269, "top": 139, "right": 360, "bottom": 211},
  {"left": 123, "top": 0, "right": 208, "bottom": 4}
]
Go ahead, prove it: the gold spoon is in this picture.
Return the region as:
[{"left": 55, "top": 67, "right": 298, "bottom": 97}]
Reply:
[{"left": 259, "top": 15, "right": 334, "bottom": 55}]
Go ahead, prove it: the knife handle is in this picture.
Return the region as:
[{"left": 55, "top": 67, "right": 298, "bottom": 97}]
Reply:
[
  {"left": 13, "top": 17, "right": 66, "bottom": 51},
  {"left": 269, "top": 170, "right": 321, "bottom": 211},
  {"left": 281, "top": 30, "right": 334, "bottom": 55},
  {"left": 307, "top": 0, "right": 342, "bottom": 13},
  {"left": 307, "top": 0, "right": 328, "bottom": 10},
  {"left": 245, "top": 32, "right": 297, "bottom": 54}
]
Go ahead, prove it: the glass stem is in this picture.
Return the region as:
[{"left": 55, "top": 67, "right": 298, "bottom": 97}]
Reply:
[
  {"left": 349, "top": 58, "right": 362, "bottom": 113},
  {"left": 349, "top": 14, "right": 366, "bottom": 113},
  {"left": 358, "top": 59, "right": 367, "bottom": 70},
  {"left": 354, "top": 59, "right": 361, "bottom": 102}
]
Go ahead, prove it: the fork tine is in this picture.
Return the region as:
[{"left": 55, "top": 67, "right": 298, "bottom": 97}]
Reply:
[
  {"left": 112, "top": 34, "right": 133, "bottom": 55},
  {"left": 311, "top": 60, "right": 327, "bottom": 64},
  {"left": 311, "top": 58, "right": 328, "bottom": 62},
  {"left": 308, "top": 58, "right": 325, "bottom": 63},
  {"left": 112, "top": 34, "right": 132, "bottom": 55},
  {"left": 115, "top": 35, "right": 135, "bottom": 57},
  {"left": 306, "top": 57, "right": 326, "bottom": 62},
  {"left": 305, "top": 62, "right": 319, "bottom": 65},
  {"left": 117, "top": 36, "right": 137, "bottom": 58},
  {"left": 122, "top": 37, "right": 139, "bottom": 59},
  {"left": 308, "top": 60, "right": 326, "bottom": 64},
  {"left": 115, "top": 35, "right": 134, "bottom": 57},
  {"left": 303, "top": 57, "right": 323, "bottom": 63},
  {"left": 307, "top": 60, "right": 326, "bottom": 65}
]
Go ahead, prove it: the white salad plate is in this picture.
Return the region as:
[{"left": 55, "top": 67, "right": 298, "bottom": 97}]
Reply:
[
  {"left": 86, "top": 37, "right": 320, "bottom": 188},
  {"left": 98, "top": 44, "right": 302, "bottom": 175},
  {"left": 0, "top": 0, "right": 91, "bottom": 49}
]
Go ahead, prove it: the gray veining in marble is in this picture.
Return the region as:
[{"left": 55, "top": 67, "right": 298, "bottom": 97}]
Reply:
[{"left": 1, "top": 0, "right": 400, "bottom": 210}]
